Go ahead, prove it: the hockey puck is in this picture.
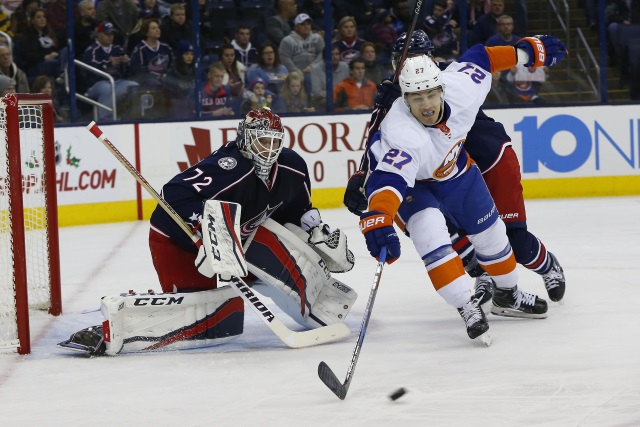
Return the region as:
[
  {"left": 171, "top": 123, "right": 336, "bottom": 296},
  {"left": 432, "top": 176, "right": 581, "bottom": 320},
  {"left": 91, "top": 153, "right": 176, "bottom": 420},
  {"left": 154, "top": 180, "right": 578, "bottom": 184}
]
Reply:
[{"left": 389, "top": 387, "right": 407, "bottom": 401}]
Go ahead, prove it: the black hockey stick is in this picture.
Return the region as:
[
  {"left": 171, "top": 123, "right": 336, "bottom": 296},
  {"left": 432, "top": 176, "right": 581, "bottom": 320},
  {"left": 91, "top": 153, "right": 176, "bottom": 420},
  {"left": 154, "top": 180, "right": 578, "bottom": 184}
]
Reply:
[{"left": 317, "top": 247, "right": 387, "bottom": 399}]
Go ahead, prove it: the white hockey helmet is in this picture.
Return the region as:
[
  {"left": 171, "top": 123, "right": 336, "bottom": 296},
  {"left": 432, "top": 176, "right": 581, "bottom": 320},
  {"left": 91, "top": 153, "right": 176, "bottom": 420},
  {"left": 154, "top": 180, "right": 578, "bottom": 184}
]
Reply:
[{"left": 398, "top": 55, "right": 445, "bottom": 97}]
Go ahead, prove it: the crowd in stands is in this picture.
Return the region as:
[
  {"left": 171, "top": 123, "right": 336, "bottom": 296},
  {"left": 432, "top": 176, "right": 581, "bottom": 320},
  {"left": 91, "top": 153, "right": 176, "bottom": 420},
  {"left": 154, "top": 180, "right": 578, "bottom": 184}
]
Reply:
[{"left": 0, "top": 0, "right": 636, "bottom": 122}]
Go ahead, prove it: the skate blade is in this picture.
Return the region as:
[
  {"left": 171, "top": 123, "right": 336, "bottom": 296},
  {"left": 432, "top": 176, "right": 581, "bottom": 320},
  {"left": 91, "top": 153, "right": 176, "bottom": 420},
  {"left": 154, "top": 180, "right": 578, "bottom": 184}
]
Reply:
[
  {"left": 475, "top": 332, "right": 492, "bottom": 347},
  {"left": 490, "top": 306, "right": 548, "bottom": 319},
  {"left": 57, "top": 340, "right": 98, "bottom": 356}
]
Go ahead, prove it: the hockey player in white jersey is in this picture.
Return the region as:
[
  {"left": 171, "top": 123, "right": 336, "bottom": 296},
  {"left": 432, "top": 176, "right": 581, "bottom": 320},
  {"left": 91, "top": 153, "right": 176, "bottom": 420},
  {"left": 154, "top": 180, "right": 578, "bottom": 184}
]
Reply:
[{"left": 359, "top": 36, "right": 567, "bottom": 343}]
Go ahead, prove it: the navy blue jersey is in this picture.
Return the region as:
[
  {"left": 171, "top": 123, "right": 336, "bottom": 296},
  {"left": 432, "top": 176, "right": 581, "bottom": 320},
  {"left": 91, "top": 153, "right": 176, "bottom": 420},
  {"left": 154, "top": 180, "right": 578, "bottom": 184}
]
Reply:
[
  {"left": 465, "top": 109, "right": 511, "bottom": 172},
  {"left": 150, "top": 142, "right": 313, "bottom": 253}
]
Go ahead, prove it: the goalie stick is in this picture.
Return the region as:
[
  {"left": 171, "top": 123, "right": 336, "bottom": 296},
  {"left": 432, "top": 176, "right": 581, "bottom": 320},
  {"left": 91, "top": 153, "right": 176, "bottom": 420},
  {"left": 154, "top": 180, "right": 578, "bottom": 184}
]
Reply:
[
  {"left": 318, "top": 247, "right": 387, "bottom": 399},
  {"left": 86, "top": 121, "right": 350, "bottom": 349}
]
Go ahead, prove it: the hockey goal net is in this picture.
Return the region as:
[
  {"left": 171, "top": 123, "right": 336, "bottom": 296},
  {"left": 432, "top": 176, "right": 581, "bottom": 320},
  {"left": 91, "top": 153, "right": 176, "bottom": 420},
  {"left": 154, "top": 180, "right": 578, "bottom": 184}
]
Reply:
[{"left": 0, "top": 94, "right": 61, "bottom": 355}]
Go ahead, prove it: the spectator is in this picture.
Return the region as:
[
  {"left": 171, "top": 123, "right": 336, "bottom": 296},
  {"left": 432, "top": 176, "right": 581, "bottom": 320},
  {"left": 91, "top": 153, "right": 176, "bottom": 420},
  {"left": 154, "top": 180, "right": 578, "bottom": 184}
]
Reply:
[
  {"left": 367, "top": 9, "right": 398, "bottom": 58},
  {"left": 506, "top": 65, "right": 547, "bottom": 103},
  {"left": 485, "top": 14, "right": 520, "bottom": 46},
  {"left": 332, "top": 0, "right": 374, "bottom": 31},
  {"left": 220, "top": 44, "right": 245, "bottom": 100},
  {"left": 332, "top": 16, "right": 367, "bottom": 64},
  {"left": 469, "top": 0, "right": 490, "bottom": 29},
  {"left": 472, "top": 0, "right": 504, "bottom": 45},
  {"left": 138, "top": 0, "right": 161, "bottom": 20},
  {"left": 0, "top": 0, "right": 11, "bottom": 33},
  {"left": 279, "top": 12, "right": 324, "bottom": 91},
  {"left": 300, "top": 0, "right": 325, "bottom": 35},
  {"left": 240, "top": 77, "right": 285, "bottom": 114},
  {"left": 96, "top": 0, "right": 139, "bottom": 50},
  {"left": 423, "top": 0, "right": 459, "bottom": 62},
  {"left": 160, "top": 3, "right": 193, "bottom": 54},
  {"left": 360, "top": 42, "right": 387, "bottom": 85},
  {"left": 513, "top": 0, "right": 528, "bottom": 38},
  {"left": 231, "top": 25, "right": 258, "bottom": 68},
  {"left": 281, "top": 70, "right": 313, "bottom": 112},
  {"left": 45, "top": 0, "right": 79, "bottom": 48},
  {"left": 8, "top": 0, "right": 41, "bottom": 38},
  {"left": 14, "top": 8, "right": 60, "bottom": 81},
  {"left": 74, "top": 0, "right": 97, "bottom": 58},
  {"left": 164, "top": 40, "right": 195, "bottom": 119},
  {"left": 31, "top": 75, "right": 66, "bottom": 121},
  {"left": 0, "top": 74, "right": 15, "bottom": 96},
  {"left": 333, "top": 56, "right": 377, "bottom": 111},
  {"left": 310, "top": 44, "right": 349, "bottom": 109},
  {"left": 485, "top": 15, "right": 521, "bottom": 103},
  {"left": 605, "top": 0, "right": 640, "bottom": 70},
  {"left": 164, "top": 40, "right": 195, "bottom": 96},
  {"left": 245, "top": 42, "right": 288, "bottom": 95},
  {"left": 388, "top": 0, "right": 411, "bottom": 36},
  {"left": 81, "top": 21, "right": 139, "bottom": 120},
  {"left": 265, "top": 0, "right": 297, "bottom": 46},
  {"left": 129, "top": 18, "right": 173, "bottom": 87},
  {"left": 0, "top": 45, "right": 30, "bottom": 93},
  {"left": 200, "top": 61, "right": 236, "bottom": 117}
]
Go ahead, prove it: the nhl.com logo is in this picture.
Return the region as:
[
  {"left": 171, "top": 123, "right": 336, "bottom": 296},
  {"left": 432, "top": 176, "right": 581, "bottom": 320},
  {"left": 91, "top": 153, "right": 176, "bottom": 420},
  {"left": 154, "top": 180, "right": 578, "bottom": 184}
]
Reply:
[{"left": 218, "top": 157, "right": 237, "bottom": 170}]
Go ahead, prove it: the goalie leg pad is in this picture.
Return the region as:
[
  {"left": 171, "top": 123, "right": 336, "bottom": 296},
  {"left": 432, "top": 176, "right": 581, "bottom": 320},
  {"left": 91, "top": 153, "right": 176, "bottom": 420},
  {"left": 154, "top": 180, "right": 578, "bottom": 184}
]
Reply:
[
  {"left": 307, "top": 278, "right": 358, "bottom": 327},
  {"left": 100, "top": 287, "right": 244, "bottom": 356},
  {"left": 246, "top": 219, "right": 357, "bottom": 328}
]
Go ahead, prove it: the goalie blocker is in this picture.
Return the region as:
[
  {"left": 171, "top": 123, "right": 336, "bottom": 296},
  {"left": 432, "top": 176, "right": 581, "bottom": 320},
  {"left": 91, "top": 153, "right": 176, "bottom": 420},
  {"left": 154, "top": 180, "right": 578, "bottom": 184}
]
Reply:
[{"left": 59, "top": 202, "right": 357, "bottom": 355}]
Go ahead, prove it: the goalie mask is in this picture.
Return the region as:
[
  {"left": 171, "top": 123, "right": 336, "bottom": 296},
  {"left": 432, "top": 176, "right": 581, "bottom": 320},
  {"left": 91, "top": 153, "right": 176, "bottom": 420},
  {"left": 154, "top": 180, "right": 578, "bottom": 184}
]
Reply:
[{"left": 237, "top": 108, "right": 285, "bottom": 180}]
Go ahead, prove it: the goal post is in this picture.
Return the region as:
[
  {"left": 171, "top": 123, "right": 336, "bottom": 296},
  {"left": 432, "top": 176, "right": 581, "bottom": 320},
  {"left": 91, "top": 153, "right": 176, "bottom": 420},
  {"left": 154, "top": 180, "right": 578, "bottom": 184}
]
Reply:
[{"left": 0, "top": 93, "right": 61, "bottom": 355}]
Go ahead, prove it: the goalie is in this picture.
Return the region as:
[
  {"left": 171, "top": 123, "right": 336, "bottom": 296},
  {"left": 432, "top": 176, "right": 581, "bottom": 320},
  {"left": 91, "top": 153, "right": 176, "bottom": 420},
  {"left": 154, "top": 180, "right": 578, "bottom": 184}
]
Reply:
[{"left": 59, "top": 108, "right": 357, "bottom": 356}]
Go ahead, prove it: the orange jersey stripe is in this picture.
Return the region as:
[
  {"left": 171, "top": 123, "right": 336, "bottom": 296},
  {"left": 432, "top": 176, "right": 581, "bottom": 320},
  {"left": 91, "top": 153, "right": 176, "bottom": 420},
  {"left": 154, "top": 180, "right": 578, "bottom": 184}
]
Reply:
[
  {"left": 427, "top": 257, "right": 466, "bottom": 291},
  {"left": 486, "top": 46, "right": 518, "bottom": 73},
  {"left": 481, "top": 253, "right": 517, "bottom": 276},
  {"left": 369, "top": 189, "right": 402, "bottom": 217}
]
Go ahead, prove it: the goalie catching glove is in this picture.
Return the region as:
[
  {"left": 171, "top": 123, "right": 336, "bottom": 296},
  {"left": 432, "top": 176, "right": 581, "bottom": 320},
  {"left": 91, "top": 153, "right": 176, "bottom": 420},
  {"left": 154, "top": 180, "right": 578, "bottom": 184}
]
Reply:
[{"left": 289, "top": 208, "right": 354, "bottom": 273}]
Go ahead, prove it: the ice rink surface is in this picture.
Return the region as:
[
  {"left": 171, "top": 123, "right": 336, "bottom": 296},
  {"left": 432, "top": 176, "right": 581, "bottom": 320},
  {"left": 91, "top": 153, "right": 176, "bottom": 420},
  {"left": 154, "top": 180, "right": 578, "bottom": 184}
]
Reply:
[{"left": 1, "top": 197, "right": 639, "bottom": 427}]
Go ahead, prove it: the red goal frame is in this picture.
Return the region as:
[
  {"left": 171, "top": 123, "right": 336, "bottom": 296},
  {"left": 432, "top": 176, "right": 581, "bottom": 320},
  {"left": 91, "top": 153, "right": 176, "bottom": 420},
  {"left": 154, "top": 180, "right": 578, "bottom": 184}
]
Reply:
[{"left": 3, "top": 93, "right": 61, "bottom": 354}]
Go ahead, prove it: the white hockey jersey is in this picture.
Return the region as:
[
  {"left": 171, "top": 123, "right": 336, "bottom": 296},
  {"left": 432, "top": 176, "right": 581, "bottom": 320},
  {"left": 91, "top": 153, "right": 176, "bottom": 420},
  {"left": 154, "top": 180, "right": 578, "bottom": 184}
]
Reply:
[{"left": 371, "top": 61, "right": 492, "bottom": 186}]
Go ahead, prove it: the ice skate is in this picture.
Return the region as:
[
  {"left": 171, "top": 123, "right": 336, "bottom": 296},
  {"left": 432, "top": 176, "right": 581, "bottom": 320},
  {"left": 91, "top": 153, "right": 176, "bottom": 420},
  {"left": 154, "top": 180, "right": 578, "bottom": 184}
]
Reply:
[
  {"left": 58, "top": 325, "right": 106, "bottom": 356},
  {"left": 491, "top": 285, "right": 548, "bottom": 319},
  {"left": 542, "top": 252, "right": 565, "bottom": 302},
  {"left": 457, "top": 298, "right": 491, "bottom": 346},
  {"left": 474, "top": 273, "right": 495, "bottom": 314}
]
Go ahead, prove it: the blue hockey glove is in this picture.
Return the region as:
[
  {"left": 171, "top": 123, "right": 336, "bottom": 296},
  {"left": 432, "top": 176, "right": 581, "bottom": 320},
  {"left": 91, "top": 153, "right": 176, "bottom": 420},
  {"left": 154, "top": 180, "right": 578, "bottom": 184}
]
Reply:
[
  {"left": 374, "top": 79, "right": 402, "bottom": 110},
  {"left": 515, "top": 35, "right": 568, "bottom": 68},
  {"left": 359, "top": 210, "right": 400, "bottom": 264},
  {"left": 343, "top": 171, "right": 368, "bottom": 216}
]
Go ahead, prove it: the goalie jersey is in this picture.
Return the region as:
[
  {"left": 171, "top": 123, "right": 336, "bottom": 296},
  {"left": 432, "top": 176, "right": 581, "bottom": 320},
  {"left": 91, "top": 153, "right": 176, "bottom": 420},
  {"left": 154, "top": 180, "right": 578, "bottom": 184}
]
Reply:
[{"left": 150, "top": 141, "right": 313, "bottom": 252}]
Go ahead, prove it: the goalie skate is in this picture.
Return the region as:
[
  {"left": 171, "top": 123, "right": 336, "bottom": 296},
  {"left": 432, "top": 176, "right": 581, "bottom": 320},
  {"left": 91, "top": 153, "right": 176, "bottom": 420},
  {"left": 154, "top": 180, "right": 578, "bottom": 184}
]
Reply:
[{"left": 57, "top": 325, "right": 106, "bottom": 356}]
